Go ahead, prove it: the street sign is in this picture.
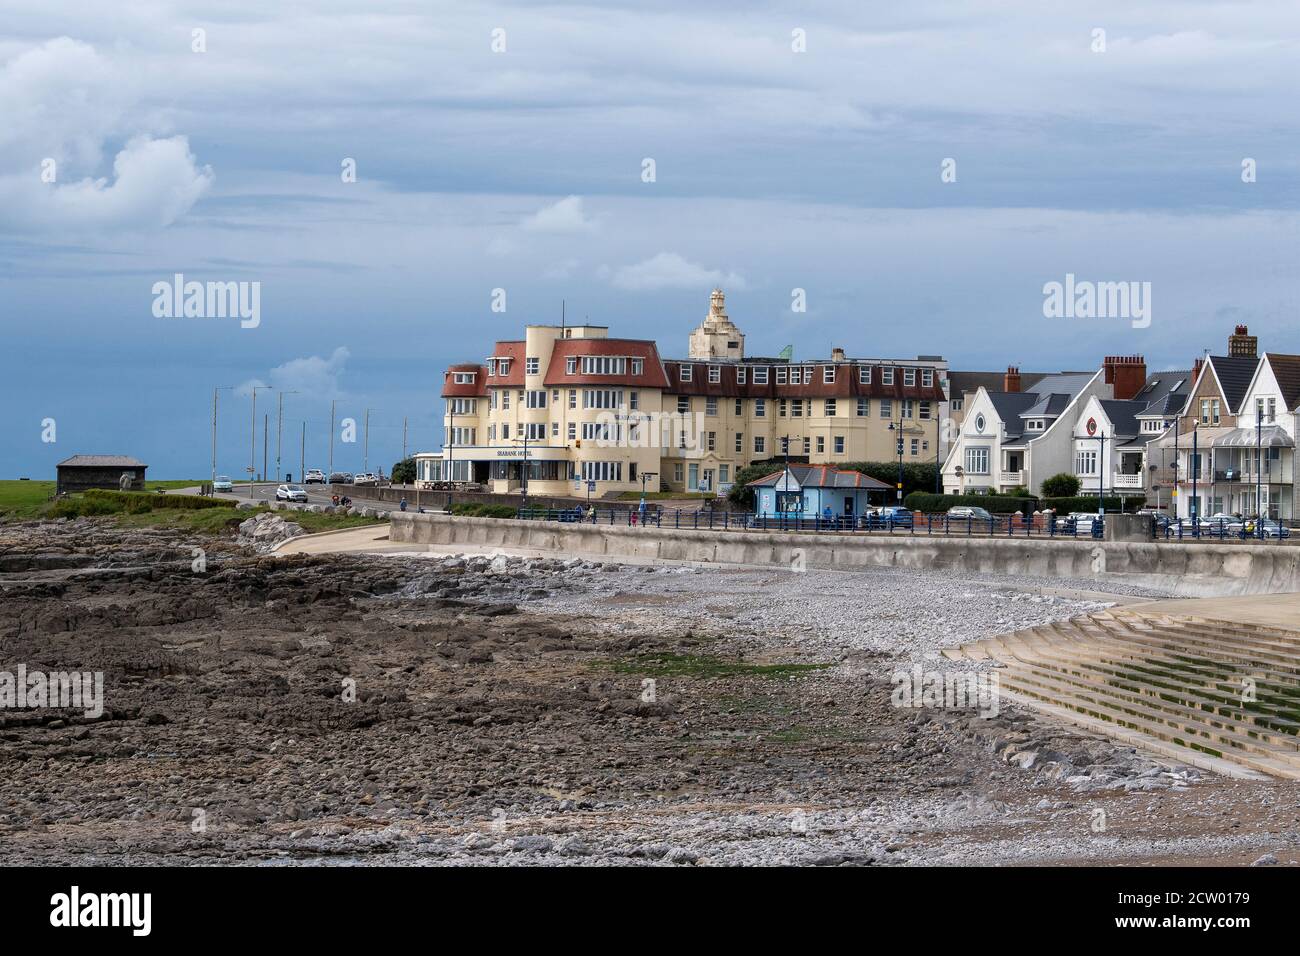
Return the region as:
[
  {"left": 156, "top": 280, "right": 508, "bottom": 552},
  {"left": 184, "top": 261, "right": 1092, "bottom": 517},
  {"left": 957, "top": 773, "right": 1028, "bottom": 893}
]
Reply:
[{"left": 586, "top": 481, "right": 596, "bottom": 491}]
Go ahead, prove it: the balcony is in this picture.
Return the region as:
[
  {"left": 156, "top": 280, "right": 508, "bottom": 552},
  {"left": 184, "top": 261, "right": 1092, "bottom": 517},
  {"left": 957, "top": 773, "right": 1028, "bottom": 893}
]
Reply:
[
  {"left": 1001, "top": 470, "right": 1023, "bottom": 486},
  {"left": 1113, "top": 473, "right": 1144, "bottom": 490}
]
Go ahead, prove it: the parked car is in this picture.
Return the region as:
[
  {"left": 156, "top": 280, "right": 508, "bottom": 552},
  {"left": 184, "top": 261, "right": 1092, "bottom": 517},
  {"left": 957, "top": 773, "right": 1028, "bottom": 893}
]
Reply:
[
  {"left": 947, "top": 506, "right": 992, "bottom": 521},
  {"left": 212, "top": 475, "right": 233, "bottom": 492},
  {"left": 303, "top": 469, "right": 327, "bottom": 484},
  {"left": 875, "top": 506, "right": 914, "bottom": 528},
  {"left": 328, "top": 472, "right": 353, "bottom": 484},
  {"left": 1065, "top": 512, "right": 1102, "bottom": 535},
  {"left": 353, "top": 473, "right": 378, "bottom": 485},
  {"left": 1243, "top": 518, "right": 1290, "bottom": 539},
  {"left": 275, "top": 483, "right": 308, "bottom": 503}
]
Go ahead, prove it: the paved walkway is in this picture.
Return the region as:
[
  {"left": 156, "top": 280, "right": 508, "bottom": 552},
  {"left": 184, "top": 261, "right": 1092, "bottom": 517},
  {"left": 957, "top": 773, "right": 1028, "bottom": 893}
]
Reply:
[{"left": 1123, "top": 592, "right": 1300, "bottom": 631}]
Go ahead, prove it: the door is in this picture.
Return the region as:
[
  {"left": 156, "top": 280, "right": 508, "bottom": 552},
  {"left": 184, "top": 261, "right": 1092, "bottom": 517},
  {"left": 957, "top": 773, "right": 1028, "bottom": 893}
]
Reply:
[{"left": 844, "top": 496, "right": 854, "bottom": 515}]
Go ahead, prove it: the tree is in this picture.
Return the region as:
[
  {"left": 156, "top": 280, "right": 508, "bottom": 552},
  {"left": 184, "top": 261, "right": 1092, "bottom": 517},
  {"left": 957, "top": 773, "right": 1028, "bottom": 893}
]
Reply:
[
  {"left": 391, "top": 457, "right": 416, "bottom": 484},
  {"left": 728, "top": 460, "right": 786, "bottom": 508},
  {"left": 1041, "top": 472, "right": 1081, "bottom": 498}
]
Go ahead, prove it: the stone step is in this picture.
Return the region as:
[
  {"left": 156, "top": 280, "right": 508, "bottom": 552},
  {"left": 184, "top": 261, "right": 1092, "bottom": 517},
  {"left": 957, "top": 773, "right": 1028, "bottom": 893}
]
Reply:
[{"left": 1089, "top": 617, "right": 1300, "bottom": 684}]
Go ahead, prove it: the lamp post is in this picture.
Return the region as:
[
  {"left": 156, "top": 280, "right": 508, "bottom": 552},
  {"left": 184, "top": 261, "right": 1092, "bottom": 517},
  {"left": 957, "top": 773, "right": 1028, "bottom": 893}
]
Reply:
[
  {"left": 1191, "top": 423, "right": 1200, "bottom": 537},
  {"left": 1096, "top": 430, "right": 1106, "bottom": 517},
  {"left": 276, "top": 390, "right": 298, "bottom": 481},
  {"left": 934, "top": 414, "right": 941, "bottom": 493},
  {"left": 328, "top": 399, "right": 336, "bottom": 481},
  {"left": 888, "top": 420, "right": 904, "bottom": 504},
  {"left": 211, "top": 385, "right": 232, "bottom": 486},
  {"left": 249, "top": 385, "right": 271, "bottom": 498},
  {"left": 1256, "top": 409, "right": 1264, "bottom": 539}
]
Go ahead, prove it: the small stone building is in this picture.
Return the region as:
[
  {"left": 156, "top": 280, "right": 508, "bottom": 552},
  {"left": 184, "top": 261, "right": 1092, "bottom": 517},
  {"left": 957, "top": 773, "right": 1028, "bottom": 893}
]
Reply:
[{"left": 56, "top": 455, "right": 148, "bottom": 495}]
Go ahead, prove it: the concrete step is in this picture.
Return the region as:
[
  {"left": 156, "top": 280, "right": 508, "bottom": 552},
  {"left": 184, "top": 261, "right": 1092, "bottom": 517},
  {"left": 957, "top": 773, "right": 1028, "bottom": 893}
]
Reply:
[{"left": 1092, "top": 616, "right": 1300, "bottom": 684}]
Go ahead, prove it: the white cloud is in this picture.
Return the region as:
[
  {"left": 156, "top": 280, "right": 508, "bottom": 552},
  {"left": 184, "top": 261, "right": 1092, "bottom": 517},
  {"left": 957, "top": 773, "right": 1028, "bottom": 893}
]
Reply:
[
  {"left": 0, "top": 38, "right": 211, "bottom": 231},
  {"left": 521, "top": 195, "right": 597, "bottom": 234},
  {"left": 609, "top": 252, "right": 746, "bottom": 291},
  {"left": 235, "top": 346, "right": 351, "bottom": 400}
]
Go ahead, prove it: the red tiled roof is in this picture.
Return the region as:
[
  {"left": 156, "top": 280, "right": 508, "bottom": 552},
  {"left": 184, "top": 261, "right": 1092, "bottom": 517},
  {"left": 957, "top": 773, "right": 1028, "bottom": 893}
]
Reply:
[
  {"left": 663, "top": 361, "right": 945, "bottom": 401},
  {"left": 542, "top": 339, "right": 670, "bottom": 388},
  {"left": 486, "top": 341, "right": 525, "bottom": 387},
  {"left": 441, "top": 364, "right": 488, "bottom": 398}
]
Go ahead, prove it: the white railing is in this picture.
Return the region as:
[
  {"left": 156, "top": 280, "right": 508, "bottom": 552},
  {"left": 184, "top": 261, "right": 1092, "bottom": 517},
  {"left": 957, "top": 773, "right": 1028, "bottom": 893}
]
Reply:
[
  {"left": 1113, "top": 473, "right": 1144, "bottom": 489},
  {"left": 1001, "top": 470, "right": 1023, "bottom": 485}
]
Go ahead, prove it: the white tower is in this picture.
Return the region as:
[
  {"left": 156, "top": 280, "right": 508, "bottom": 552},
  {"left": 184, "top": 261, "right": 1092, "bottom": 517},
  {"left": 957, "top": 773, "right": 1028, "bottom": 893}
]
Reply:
[{"left": 687, "top": 288, "right": 745, "bottom": 360}]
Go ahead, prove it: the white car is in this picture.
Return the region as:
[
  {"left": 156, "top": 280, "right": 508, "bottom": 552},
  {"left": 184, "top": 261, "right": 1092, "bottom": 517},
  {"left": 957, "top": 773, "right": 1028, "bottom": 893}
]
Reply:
[
  {"left": 354, "top": 473, "right": 380, "bottom": 485},
  {"left": 276, "top": 483, "right": 308, "bottom": 502},
  {"left": 1067, "top": 512, "right": 1102, "bottom": 534},
  {"left": 212, "top": 475, "right": 233, "bottom": 492},
  {"left": 303, "top": 469, "right": 327, "bottom": 484}
]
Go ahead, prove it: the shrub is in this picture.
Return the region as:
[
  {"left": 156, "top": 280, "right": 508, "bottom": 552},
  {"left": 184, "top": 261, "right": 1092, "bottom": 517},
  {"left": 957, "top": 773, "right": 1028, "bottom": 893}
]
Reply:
[
  {"left": 449, "top": 503, "right": 517, "bottom": 518},
  {"left": 1040, "top": 473, "right": 1082, "bottom": 498},
  {"left": 1042, "top": 495, "right": 1145, "bottom": 513},
  {"left": 390, "top": 457, "right": 416, "bottom": 484},
  {"left": 85, "top": 489, "right": 237, "bottom": 511},
  {"left": 46, "top": 497, "right": 125, "bottom": 518}
]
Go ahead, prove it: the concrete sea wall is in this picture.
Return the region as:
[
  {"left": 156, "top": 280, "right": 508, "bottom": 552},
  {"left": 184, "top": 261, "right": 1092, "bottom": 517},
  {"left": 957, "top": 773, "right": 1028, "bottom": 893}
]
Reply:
[{"left": 388, "top": 513, "right": 1300, "bottom": 598}]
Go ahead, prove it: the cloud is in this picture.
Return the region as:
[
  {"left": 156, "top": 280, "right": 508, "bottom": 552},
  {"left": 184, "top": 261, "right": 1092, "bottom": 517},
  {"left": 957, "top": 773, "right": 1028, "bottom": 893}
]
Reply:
[
  {"left": 520, "top": 195, "right": 597, "bottom": 233},
  {"left": 237, "top": 347, "right": 351, "bottom": 400},
  {"left": 0, "top": 38, "right": 211, "bottom": 231},
  {"left": 609, "top": 252, "right": 746, "bottom": 291}
]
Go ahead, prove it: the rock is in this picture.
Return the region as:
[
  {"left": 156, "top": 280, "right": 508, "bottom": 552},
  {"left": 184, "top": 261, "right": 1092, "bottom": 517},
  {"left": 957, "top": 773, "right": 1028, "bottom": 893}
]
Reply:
[{"left": 1251, "top": 853, "right": 1278, "bottom": 866}]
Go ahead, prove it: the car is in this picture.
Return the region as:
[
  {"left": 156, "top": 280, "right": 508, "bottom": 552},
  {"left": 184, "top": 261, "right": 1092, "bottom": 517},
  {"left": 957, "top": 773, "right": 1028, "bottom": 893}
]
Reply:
[
  {"left": 1065, "top": 512, "right": 1103, "bottom": 535},
  {"left": 947, "top": 506, "right": 992, "bottom": 521},
  {"left": 353, "top": 473, "right": 378, "bottom": 485},
  {"left": 212, "top": 475, "right": 233, "bottom": 492},
  {"left": 276, "top": 483, "right": 308, "bottom": 502},
  {"left": 328, "top": 472, "right": 353, "bottom": 484},
  {"left": 1243, "top": 518, "right": 1291, "bottom": 539},
  {"left": 303, "top": 469, "right": 327, "bottom": 484},
  {"left": 875, "top": 506, "right": 914, "bottom": 528}
]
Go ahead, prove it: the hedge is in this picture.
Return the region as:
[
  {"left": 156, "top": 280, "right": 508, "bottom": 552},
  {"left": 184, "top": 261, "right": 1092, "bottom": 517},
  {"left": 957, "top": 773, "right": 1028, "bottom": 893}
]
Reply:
[
  {"left": 903, "top": 492, "right": 1035, "bottom": 514},
  {"left": 1042, "top": 496, "right": 1146, "bottom": 513},
  {"left": 85, "top": 489, "right": 238, "bottom": 511},
  {"left": 449, "top": 502, "right": 517, "bottom": 518}
]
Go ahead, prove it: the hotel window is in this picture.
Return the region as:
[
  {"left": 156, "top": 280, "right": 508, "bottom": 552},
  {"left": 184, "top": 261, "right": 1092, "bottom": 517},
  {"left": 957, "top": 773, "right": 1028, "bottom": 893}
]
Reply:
[
  {"left": 882, "top": 368, "right": 895, "bottom": 386},
  {"left": 552, "top": 389, "right": 560, "bottom": 404},
  {"left": 677, "top": 396, "right": 690, "bottom": 413},
  {"left": 802, "top": 437, "right": 811, "bottom": 454},
  {"left": 525, "top": 423, "right": 545, "bottom": 440},
  {"left": 755, "top": 398, "right": 766, "bottom": 417},
  {"left": 792, "top": 399, "right": 804, "bottom": 417},
  {"left": 735, "top": 432, "right": 743, "bottom": 453},
  {"left": 581, "top": 356, "right": 627, "bottom": 375},
  {"left": 922, "top": 369, "right": 933, "bottom": 387},
  {"left": 754, "top": 436, "right": 766, "bottom": 454},
  {"left": 674, "top": 463, "right": 684, "bottom": 483},
  {"left": 965, "top": 447, "right": 990, "bottom": 475},
  {"left": 488, "top": 424, "right": 496, "bottom": 441},
  {"left": 567, "top": 422, "right": 576, "bottom": 440},
  {"left": 566, "top": 356, "right": 576, "bottom": 374},
  {"left": 802, "top": 366, "right": 813, "bottom": 384},
  {"left": 583, "top": 389, "right": 624, "bottom": 409},
  {"left": 880, "top": 399, "right": 892, "bottom": 418},
  {"left": 707, "top": 431, "right": 716, "bottom": 451},
  {"left": 779, "top": 400, "right": 787, "bottom": 417},
  {"left": 452, "top": 372, "right": 475, "bottom": 384},
  {"left": 910, "top": 439, "right": 919, "bottom": 455},
  {"left": 631, "top": 358, "right": 644, "bottom": 375},
  {"left": 901, "top": 400, "right": 914, "bottom": 419},
  {"left": 526, "top": 390, "right": 547, "bottom": 408},
  {"left": 816, "top": 436, "right": 825, "bottom": 453},
  {"left": 526, "top": 357, "right": 539, "bottom": 375},
  {"left": 857, "top": 398, "right": 869, "bottom": 417},
  {"left": 737, "top": 367, "right": 747, "bottom": 384},
  {"left": 823, "top": 366, "right": 835, "bottom": 384},
  {"left": 706, "top": 397, "right": 718, "bottom": 416},
  {"left": 919, "top": 401, "right": 931, "bottom": 419},
  {"left": 580, "top": 461, "right": 623, "bottom": 482},
  {"left": 709, "top": 365, "right": 721, "bottom": 384},
  {"left": 569, "top": 389, "right": 577, "bottom": 409},
  {"left": 720, "top": 465, "right": 729, "bottom": 483},
  {"left": 735, "top": 398, "right": 743, "bottom": 415},
  {"left": 497, "top": 360, "right": 510, "bottom": 376},
  {"left": 858, "top": 366, "right": 872, "bottom": 385},
  {"left": 680, "top": 365, "right": 693, "bottom": 382},
  {"left": 451, "top": 427, "right": 476, "bottom": 445},
  {"left": 904, "top": 369, "right": 916, "bottom": 387},
  {"left": 776, "top": 367, "right": 788, "bottom": 385},
  {"left": 552, "top": 422, "right": 559, "bottom": 437},
  {"left": 824, "top": 399, "right": 837, "bottom": 416},
  {"left": 451, "top": 398, "right": 477, "bottom": 415},
  {"left": 500, "top": 391, "right": 510, "bottom": 410},
  {"left": 501, "top": 423, "right": 510, "bottom": 439},
  {"left": 487, "top": 360, "right": 496, "bottom": 376},
  {"left": 834, "top": 436, "right": 844, "bottom": 454},
  {"left": 629, "top": 391, "right": 639, "bottom": 410},
  {"left": 752, "top": 366, "right": 769, "bottom": 385}
]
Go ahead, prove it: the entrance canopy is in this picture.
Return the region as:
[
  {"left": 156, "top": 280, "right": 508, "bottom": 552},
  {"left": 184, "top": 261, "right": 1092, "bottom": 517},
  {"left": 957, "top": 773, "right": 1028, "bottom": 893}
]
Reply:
[{"left": 1212, "top": 425, "right": 1294, "bottom": 449}]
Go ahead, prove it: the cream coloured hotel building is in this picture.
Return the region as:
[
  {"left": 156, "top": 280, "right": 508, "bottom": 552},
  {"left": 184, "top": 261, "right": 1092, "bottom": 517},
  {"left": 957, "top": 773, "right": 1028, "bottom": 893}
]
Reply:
[{"left": 417, "top": 290, "right": 951, "bottom": 498}]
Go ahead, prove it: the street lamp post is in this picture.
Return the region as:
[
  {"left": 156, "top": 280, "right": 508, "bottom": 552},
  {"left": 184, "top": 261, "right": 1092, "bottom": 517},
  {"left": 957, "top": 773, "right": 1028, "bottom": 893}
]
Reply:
[
  {"left": 249, "top": 385, "right": 271, "bottom": 498},
  {"left": 276, "top": 391, "right": 298, "bottom": 481},
  {"left": 1096, "top": 431, "right": 1106, "bottom": 517},
  {"left": 1191, "top": 424, "right": 1200, "bottom": 537},
  {"left": 211, "top": 385, "right": 232, "bottom": 486},
  {"left": 888, "top": 421, "right": 904, "bottom": 504},
  {"left": 1256, "top": 410, "right": 1264, "bottom": 539}
]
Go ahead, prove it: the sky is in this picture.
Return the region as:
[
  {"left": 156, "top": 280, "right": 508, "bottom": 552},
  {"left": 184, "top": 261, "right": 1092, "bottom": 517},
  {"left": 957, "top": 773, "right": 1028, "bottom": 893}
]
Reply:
[{"left": 2, "top": 0, "right": 1297, "bottom": 478}]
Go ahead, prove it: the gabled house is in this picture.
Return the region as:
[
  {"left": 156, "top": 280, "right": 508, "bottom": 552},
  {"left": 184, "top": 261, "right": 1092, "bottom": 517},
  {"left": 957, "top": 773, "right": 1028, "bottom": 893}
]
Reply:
[
  {"left": 1216, "top": 351, "right": 1300, "bottom": 520},
  {"left": 750, "top": 464, "right": 892, "bottom": 518}
]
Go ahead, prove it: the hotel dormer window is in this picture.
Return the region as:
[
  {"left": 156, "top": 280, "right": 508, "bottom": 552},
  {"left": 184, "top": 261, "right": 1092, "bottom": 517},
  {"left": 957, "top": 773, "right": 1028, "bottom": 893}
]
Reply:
[
  {"left": 632, "top": 358, "right": 644, "bottom": 375},
  {"left": 526, "top": 357, "right": 539, "bottom": 375},
  {"left": 566, "top": 356, "right": 576, "bottom": 374},
  {"left": 452, "top": 372, "right": 475, "bottom": 384},
  {"left": 823, "top": 366, "right": 835, "bottom": 384},
  {"left": 680, "top": 365, "right": 692, "bottom": 382},
  {"left": 882, "top": 367, "right": 895, "bottom": 386},
  {"left": 903, "top": 368, "right": 916, "bottom": 387},
  {"left": 858, "top": 366, "right": 871, "bottom": 384},
  {"left": 709, "top": 365, "right": 721, "bottom": 383}
]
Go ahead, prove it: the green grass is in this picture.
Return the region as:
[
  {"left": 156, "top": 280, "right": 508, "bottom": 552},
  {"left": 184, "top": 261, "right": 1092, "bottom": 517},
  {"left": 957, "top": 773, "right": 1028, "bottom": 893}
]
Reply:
[
  {"left": 112, "top": 505, "right": 385, "bottom": 535},
  {"left": 614, "top": 491, "right": 713, "bottom": 500},
  {"left": 603, "top": 652, "right": 830, "bottom": 680},
  {"left": 0, "top": 480, "right": 55, "bottom": 516}
]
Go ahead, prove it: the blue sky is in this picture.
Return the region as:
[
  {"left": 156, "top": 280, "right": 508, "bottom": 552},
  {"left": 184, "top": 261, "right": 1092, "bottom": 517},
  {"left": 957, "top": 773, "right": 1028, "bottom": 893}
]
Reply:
[{"left": 2, "top": 1, "right": 1297, "bottom": 477}]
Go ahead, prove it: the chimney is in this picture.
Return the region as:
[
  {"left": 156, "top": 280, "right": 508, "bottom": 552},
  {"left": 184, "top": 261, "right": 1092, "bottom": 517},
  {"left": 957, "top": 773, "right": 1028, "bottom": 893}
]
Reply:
[
  {"left": 1228, "top": 324, "right": 1257, "bottom": 358},
  {"left": 831, "top": 347, "right": 846, "bottom": 362},
  {"left": 1003, "top": 366, "right": 1021, "bottom": 392},
  {"left": 1192, "top": 356, "right": 1204, "bottom": 384},
  {"left": 1103, "top": 354, "right": 1147, "bottom": 401}
]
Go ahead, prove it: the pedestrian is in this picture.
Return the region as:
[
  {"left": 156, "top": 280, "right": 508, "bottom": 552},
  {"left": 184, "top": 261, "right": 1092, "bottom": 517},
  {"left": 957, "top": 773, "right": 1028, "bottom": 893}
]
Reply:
[
  {"left": 638, "top": 497, "right": 647, "bottom": 526},
  {"left": 399, "top": 497, "right": 408, "bottom": 512}
]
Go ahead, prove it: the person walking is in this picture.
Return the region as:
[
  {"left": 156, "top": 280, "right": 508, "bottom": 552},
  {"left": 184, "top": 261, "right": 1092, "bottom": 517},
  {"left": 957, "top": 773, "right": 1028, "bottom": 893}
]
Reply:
[{"left": 399, "top": 497, "right": 408, "bottom": 512}]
